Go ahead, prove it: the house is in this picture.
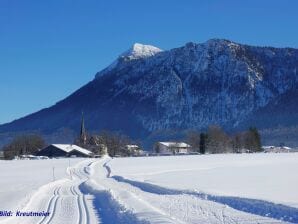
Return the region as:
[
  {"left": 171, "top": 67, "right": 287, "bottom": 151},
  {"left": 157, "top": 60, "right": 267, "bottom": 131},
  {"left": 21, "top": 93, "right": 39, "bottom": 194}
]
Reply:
[
  {"left": 125, "top": 145, "right": 143, "bottom": 156},
  {"left": 155, "top": 142, "right": 191, "bottom": 155},
  {"left": 0, "top": 151, "right": 4, "bottom": 160},
  {"left": 263, "top": 146, "right": 298, "bottom": 153},
  {"left": 37, "top": 144, "right": 93, "bottom": 158}
]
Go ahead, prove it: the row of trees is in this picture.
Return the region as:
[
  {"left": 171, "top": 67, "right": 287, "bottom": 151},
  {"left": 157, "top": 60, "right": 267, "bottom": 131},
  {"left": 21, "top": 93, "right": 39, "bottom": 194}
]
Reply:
[
  {"left": 2, "top": 134, "right": 45, "bottom": 159},
  {"left": 186, "top": 126, "right": 262, "bottom": 154},
  {"left": 2, "top": 131, "right": 140, "bottom": 159},
  {"left": 1, "top": 131, "right": 140, "bottom": 159},
  {"left": 1, "top": 126, "right": 261, "bottom": 159}
]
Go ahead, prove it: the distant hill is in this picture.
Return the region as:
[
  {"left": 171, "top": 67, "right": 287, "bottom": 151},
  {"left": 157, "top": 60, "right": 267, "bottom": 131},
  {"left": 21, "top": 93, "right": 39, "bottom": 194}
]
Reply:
[{"left": 1, "top": 39, "right": 298, "bottom": 148}]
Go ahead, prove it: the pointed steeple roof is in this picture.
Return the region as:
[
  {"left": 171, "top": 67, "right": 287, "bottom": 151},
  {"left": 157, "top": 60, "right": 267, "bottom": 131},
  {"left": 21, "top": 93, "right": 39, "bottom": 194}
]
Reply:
[{"left": 80, "top": 112, "right": 87, "bottom": 144}]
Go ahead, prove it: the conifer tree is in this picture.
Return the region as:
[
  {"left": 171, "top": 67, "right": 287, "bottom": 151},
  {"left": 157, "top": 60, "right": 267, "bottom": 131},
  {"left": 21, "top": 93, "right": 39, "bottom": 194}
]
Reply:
[{"left": 199, "top": 133, "right": 206, "bottom": 154}]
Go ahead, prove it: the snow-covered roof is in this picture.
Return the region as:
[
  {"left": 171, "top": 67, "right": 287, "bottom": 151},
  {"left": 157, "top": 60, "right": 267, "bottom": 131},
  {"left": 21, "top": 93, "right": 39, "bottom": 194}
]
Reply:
[
  {"left": 159, "top": 142, "right": 191, "bottom": 148},
  {"left": 262, "top": 146, "right": 292, "bottom": 150},
  {"left": 126, "top": 145, "right": 139, "bottom": 148},
  {"left": 262, "top": 146, "right": 275, "bottom": 149},
  {"left": 52, "top": 144, "right": 92, "bottom": 156},
  {"left": 283, "top": 146, "right": 291, "bottom": 150}
]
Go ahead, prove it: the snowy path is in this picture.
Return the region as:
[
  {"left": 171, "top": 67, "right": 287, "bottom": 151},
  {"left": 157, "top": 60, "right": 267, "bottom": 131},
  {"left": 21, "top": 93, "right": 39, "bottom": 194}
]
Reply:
[
  {"left": 0, "top": 160, "right": 98, "bottom": 224},
  {"left": 0, "top": 157, "right": 294, "bottom": 224}
]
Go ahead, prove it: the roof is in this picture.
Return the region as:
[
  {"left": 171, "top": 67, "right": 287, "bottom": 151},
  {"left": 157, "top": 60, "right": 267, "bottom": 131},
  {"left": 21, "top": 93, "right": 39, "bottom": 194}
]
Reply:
[
  {"left": 126, "top": 145, "right": 139, "bottom": 148},
  {"left": 159, "top": 142, "right": 191, "bottom": 148},
  {"left": 51, "top": 144, "right": 92, "bottom": 156}
]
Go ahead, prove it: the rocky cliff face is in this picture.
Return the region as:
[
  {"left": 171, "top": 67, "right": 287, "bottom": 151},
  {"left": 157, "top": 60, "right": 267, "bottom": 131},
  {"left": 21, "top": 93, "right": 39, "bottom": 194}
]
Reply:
[{"left": 1, "top": 39, "right": 298, "bottom": 147}]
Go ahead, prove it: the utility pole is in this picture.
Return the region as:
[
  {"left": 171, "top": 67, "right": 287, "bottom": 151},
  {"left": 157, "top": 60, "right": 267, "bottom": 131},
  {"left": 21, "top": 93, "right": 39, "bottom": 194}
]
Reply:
[
  {"left": 52, "top": 167, "right": 55, "bottom": 182},
  {"left": 68, "top": 159, "right": 73, "bottom": 180}
]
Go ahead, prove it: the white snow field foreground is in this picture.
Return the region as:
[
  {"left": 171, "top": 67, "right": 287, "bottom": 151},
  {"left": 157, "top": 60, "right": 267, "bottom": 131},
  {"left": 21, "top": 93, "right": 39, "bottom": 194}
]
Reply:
[{"left": 0, "top": 154, "right": 298, "bottom": 224}]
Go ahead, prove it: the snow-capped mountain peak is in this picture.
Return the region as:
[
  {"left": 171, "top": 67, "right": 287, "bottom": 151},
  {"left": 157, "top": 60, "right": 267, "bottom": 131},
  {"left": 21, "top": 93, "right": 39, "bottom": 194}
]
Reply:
[
  {"left": 95, "top": 43, "right": 163, "bottom": 78},
  {"left": 121, "top": 43, "right": 163, "bottom": 60}
]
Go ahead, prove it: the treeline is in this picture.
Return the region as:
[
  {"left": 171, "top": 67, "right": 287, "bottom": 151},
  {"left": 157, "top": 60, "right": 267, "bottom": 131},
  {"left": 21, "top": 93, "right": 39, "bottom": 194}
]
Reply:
[
  {"left": 1, "top": 126, "right": 262, "bottom": 159},
  {"left": 186, "top": 126, "right": 262, "bottom": 154},
  {"left": 2, "top": 134, "right": 45, "bottom": 159},
  {"left": 1, "top": 131, "right": 141, "bottom": 159}
]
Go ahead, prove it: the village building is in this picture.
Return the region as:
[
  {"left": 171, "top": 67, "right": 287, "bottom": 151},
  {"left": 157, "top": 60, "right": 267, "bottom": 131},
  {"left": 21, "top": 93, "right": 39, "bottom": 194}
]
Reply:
[
  {"left": 0, "top": 151, "right": 4, "bottom": 160},
  {"left": 37, "top": 144, "right": 93, "bottom": 158},
  {"left": 155, "top": 142, "right": 191, "bottom": 155},
  {"left": 263, "top": 146, "right": 298, "bottom": 153},
  {"left": 125, "top": 145, "right": 144, "bottom": 156},
  {"left": 75, "top": 113, "right": 108, "bottom": 157}
]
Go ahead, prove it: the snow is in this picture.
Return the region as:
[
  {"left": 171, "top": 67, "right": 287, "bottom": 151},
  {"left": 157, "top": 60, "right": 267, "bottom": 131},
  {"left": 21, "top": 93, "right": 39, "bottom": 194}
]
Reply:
[
  {"left": 51, "top": 144, "right": 92, "bottom": 156},
  {"left": 0, "top": 154, "right": 297, "bottom": 223},
  {"left": 158, "top": 142, "right": 191, "bottom": 148},
  {"left": 0, "top": 158, "right": 85, "bottom": 221},
  {"left": 121, "top": 43, "right": 163, "bottom": 60},
  {"left": 0, "top": 159, "right": 98, "bottom": 224},
  {"left": 108, "top": 153, "right": 298, "bottom": 209},
  {"left": 95, "top": 43, "right": 162, "bottom": 78},
  {"left": 89, "top": 155, "right": 294, "bottom": 223}
]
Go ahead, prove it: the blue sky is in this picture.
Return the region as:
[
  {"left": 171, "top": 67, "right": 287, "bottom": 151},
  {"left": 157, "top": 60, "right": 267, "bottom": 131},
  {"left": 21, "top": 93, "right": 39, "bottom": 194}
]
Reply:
[{"left": 0, "top": 0, "right": 298, "bottom": 124}]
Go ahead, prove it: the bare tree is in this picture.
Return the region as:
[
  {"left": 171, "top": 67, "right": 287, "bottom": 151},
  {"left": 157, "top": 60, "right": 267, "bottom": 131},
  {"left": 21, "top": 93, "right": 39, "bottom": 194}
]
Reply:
[
  {"left": 3, "top": 134, "right": 46, "bottom": 159},
  {"left": 232, "top": 133, "right": 245, "bottom": 153},
  {"left": 206, "top": 125, "right": 231, "bottom": 153},
  {"left": 97, "top": 131, "right": 132, "bottom": 156},
  {"left": 185, "top": 130, "right": 200, "bottom": 152},
  {"left": 153, "top": 142, "right": 160, "bottom": 153},
  {"left": 244, "top": 127, "right": 262, "bottom": 152}
]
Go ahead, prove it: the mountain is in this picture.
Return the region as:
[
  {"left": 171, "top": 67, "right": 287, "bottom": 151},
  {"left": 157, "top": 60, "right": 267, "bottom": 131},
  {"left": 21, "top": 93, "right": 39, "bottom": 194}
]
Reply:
[{"left": 1, "top": 39, "right": 298, "bottom": 148}]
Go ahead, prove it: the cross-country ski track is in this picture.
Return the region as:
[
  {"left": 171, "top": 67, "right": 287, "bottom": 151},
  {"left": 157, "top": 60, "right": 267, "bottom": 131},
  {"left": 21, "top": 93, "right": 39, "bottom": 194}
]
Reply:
[{"left": 0, "top": 156, "right": 296, "bottom": 224}]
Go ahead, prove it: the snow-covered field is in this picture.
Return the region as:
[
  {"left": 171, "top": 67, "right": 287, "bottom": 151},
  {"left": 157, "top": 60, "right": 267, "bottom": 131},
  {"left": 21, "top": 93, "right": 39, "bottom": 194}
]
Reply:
[
  {"left": 0, "top": 158, "right": 84, "bottom": 218},
  {"left": 109, "top": 153, "right": 298, "bottom": 208},
  {"left": 0, "top": 153, "right": 297, "bottom": 224}
]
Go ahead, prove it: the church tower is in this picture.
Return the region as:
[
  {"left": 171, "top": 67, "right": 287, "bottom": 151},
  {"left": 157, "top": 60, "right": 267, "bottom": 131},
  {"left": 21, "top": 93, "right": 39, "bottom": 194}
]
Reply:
[{"left": 80, "top": 112, "right": 87, "bottom": 145}]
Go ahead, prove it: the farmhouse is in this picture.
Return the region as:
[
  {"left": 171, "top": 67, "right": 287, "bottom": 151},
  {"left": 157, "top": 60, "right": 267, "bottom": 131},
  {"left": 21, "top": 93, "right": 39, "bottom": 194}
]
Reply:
[
  {"left": 155, "top": 142, "right": 191, "bottom": 155},
  {"left": 0, "top": 151, "right": 4, "bottom": 160},
  {"left": 125, "top": 145, "right": 144, "bottom": 156},
  {"left": 263, "top": 146, "right": 298, "bottom": 153},
  {"left": 37, "top": 144, "right": 93, "bottom": 158}
]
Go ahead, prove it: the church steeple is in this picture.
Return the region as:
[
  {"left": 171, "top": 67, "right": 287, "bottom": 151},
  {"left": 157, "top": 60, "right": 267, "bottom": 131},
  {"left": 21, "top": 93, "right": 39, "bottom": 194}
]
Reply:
[{"left": 80, "top": 112, "right": 87, "bottom": 145}]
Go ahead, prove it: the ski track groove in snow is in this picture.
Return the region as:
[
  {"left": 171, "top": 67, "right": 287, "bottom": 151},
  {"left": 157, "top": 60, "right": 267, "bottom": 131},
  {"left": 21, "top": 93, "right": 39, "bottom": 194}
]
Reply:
[
  {"left": 73, "top": 185, "right": 89, "bottom": 224},
  {"left": 41, "top": 186, "right": 61, "bottom": 224},
  {"left": 37, "top": 186, "right": 60, "bottom": 224},
  {"left": 83, "top": 192, "right": 90, "bottom": 224}
]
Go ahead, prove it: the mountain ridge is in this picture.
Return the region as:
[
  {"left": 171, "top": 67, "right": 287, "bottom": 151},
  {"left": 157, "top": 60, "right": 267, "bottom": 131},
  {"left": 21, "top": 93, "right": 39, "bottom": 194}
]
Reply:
[{"left": 1, "top": 39, "right": 298, "bottom": 147}]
